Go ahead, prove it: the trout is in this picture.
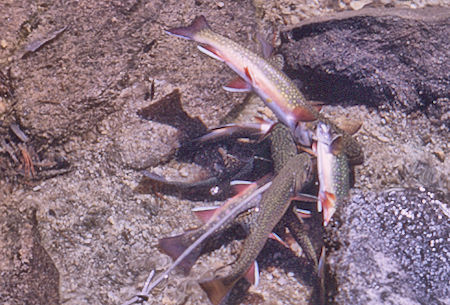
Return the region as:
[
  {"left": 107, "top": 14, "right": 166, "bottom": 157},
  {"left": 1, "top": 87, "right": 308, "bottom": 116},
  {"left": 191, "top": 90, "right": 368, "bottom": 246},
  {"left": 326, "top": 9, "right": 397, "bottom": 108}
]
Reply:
[
  {"left": 158, "top": 174, "right": 272, "bottom": 274},
  {"left": 200, "top": 152, "right": 313, "bottom": 305},
  {"left": 166, "top": 16, "right": 319, "bottom": 135},
  {"left": 199, "top": 124, "right": 314, "bottom": 305},
  {"left": 316, "top": 122, "right": 351, "bottom": 225},
  {"left": 166, "top": 16, "right": 363, "bottom": 164}
]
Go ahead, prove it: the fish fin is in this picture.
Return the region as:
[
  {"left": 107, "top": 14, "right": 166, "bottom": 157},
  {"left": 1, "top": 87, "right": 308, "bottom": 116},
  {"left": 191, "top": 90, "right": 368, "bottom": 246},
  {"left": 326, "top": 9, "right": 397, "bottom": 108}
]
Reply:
[
  {"left": 158, "top": 234, "right": 202, "bottom": 275},
  {"left": 268, "top": 232, "right": 290, "bottom": 248},
  {"left": 291, "top": 193, "right": 318, "bottom": 203},
  {"left": 256, "top": 33, "right": 273, "bottom": 59},
  {"left": 199, "top": 276, "right": 236, "bottom": 305},
  {"left": 254, "top": 116, "right": 274, "bottom": 125},
  {"left": 293, "top": 207, "right": 312, "bottom": 219},
  {"left": 320, "top": 191, "right": 336, "bottom": 226},
  {"left": 244, "top": 67, "right": 254, "bottom": 85},
  {"left": 192, "top": 206, "right": 218, "bottom": 224},
  {"left": 230, "top": 180, "right": 254, "bottom": 194},
  {"left": 223, "top": 76, "right": 252, "bottom": 92},
  {"left": 318, "top": 246, "right": 326, "bottom": 279},
  {"left": 298, "top": 146, "right": 316, "bottom": 156},
  {"left": 330, "top": 136, "right": 344, "bottom": 155},
  {"left": 165, "top": 16, "right": 210, "bottom": 40},
  {"left": 244, "top": 261, "right": 260, "bottom": 286},
  {"left": 197, "top": 45, "right": 224, "bottom": 62},
  {"left": 292, "top": 106, "right": 318, "bottom": 122}
]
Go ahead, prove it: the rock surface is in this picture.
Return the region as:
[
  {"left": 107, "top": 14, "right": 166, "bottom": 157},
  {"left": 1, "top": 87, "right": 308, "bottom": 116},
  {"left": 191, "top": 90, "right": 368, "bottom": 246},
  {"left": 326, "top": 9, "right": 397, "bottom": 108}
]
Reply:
[
  {"left": 280, "top": 7, "right": 450, "bottom": 120},
  {"left": 0, "top": 206, "right": 60, "bottom": 305},
  {"left": 327, "top": 188, "right": 449, "bottom": 305},
  {"left": 0, "top": 1, "right": 448, "bottom": 305}
]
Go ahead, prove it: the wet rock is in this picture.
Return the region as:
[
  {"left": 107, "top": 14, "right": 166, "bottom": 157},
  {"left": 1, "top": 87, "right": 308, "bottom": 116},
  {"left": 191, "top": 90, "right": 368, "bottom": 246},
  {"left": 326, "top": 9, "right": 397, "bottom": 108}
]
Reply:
[
  {"left": 327, "top": 188, "right": 449, "bottom": 305},
  {"left": 0, "top": 207, "right": 60, "bottom": 305},
  {"left": 280, "top": 8, "right": 450, "bottom": 120}
]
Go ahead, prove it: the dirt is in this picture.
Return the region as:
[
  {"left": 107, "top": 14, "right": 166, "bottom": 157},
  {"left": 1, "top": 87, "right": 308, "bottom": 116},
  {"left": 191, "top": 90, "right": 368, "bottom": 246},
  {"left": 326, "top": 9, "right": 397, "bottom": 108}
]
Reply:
[{"left": 0, "top": 1, "right": 448, "bottom": 305}]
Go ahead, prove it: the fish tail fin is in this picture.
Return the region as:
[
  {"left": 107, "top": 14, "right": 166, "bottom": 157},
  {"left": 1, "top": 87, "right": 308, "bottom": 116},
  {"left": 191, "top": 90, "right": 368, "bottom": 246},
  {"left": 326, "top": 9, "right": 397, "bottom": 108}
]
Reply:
[
  {"left": 320, "top": 191, "right": 336, "bottom": 226},
  {"left": 166, "top": 16, "right": 210, "bottom": 40},
  {"left": 199, "top": 277, "right": 236, "bottom": 305},
  {"left": 158, "top": 234, "right": 201, "bottom": 275}
]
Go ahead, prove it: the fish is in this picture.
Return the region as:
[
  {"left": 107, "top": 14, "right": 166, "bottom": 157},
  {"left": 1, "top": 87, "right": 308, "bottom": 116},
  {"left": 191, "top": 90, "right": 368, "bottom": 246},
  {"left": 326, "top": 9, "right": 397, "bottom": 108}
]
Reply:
[
  {"left": 315, "top": 122, "right": 351, "bottom": 226},
  {"left": 166, "top": 17, "right": 363, "bottom": 165},
  {"left": 158, "top": 174, "right": 273, "bottom": 274},
  {"left": 199, "top": 152, "right": 314, "bottom": 305},
  {"left": 140, "top": 178, "right": 273, "bottom": 294},
  {"left": 166, "top": 16, "right": 320, "bottom": 137}
]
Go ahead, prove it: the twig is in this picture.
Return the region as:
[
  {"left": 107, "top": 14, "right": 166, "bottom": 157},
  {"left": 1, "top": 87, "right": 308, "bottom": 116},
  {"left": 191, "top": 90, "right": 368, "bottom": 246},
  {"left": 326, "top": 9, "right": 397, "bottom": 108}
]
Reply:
[{"left": 121, "top": 270, "right": 155, "bottom": 305}]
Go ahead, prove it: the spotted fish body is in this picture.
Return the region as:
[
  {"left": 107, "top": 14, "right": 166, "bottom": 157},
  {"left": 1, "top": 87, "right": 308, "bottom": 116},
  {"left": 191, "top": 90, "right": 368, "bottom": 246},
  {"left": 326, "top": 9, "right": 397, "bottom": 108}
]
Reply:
[
  {"left": 316, "top": 122, "right": 350, "bottom": 225},
  {"left": 199, "top": 124, "right": 314, "bottom": 305},
  {"left": 166, "top": 16, "right": 319, "bottom": 134},
  {"left": 158, "top": 174, "right": 272, "bottom": 274}
]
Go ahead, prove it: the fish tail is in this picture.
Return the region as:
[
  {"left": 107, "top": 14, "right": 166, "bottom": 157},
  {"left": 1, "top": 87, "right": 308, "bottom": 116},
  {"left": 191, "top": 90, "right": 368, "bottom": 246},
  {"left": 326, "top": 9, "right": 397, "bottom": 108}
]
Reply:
[
  {"left": 166, "top": 15, "right": 210, "bottom": 40},
  {"left": 199, "top": 277, "right": 235, "bottom": 305},
  {"left": 319, "top": 191, "right": 336, "bottom": 226},
  {"left": 158, "top": 233, "right": 201, "bottom": 275}
]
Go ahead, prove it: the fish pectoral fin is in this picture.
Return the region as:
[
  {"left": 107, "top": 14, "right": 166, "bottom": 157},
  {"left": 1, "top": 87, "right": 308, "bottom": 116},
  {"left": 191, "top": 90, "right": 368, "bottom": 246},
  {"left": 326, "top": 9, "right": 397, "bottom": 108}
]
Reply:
[
  {"left": 244, "top": 67, "right": 256, "bottom": 86},
  {"left": 330, "top": 136, "right": 344, "bottom": 155},
  {"left": 223, "top": 76, "right": 252, "bottom": 92},
  {"left": 318, "top": 246, "right": 326, "bottom": 279},
  {"left": 291, "top": 193, "right": 318, "bottom": 203},
  {"left": 230, "top": 179, "right": 254, "bottom": 194},
  {"left": 293, "top": 207, "right": 312, "bottom": 219},
  {"left": 268, "top": 232, "right": 290, "bottom": 248},
  {"left": 292, "top": 106, "right": 318, "bottom": 122},
  {"left": 197, "top": 44, "right": 225, "bottom": 62},
  {"left": 191, "top": 206, "right": 218, "bottom": 224},
  {"left": 321, "top": 191, "right": 337, "bottom": 226},
  {"left": 244, "top": 261, "right": 260, "bottom": 286}
]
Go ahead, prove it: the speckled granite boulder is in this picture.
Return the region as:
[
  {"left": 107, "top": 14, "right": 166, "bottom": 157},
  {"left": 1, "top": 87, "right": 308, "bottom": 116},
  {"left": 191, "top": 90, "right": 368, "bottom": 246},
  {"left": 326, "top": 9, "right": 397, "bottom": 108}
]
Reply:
[{"left": 327, "top": 188, "right": 449, "bottom": 305}]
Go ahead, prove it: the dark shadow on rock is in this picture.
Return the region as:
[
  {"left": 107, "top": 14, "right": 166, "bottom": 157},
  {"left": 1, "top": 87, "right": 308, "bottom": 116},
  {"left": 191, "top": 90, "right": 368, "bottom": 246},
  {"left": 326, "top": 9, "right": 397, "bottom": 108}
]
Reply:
[
  {"left": 136, "top": 90, "right": 273, "bottom": 201},
  {"left": 280, "top": 7, "right": 449, "bottom": 122}
]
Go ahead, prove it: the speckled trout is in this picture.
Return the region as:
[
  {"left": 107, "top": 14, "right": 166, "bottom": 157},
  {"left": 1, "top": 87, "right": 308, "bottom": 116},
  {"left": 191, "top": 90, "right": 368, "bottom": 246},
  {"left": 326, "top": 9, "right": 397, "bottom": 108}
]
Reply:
[
  {"left": 166, "top": 16, "right": 319, "bottom": 134},
  {"left": 199, "top": 124, "right": 314, "bottom": 305},
  {"left": 166, "top": 16, "right": 364, "bottom": 165},
  {"left": 316, "top": 122, "right": 351, "bottom": 225}
]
